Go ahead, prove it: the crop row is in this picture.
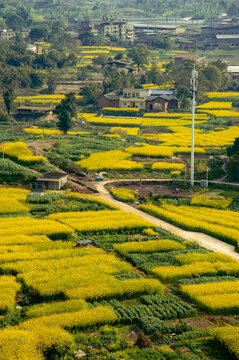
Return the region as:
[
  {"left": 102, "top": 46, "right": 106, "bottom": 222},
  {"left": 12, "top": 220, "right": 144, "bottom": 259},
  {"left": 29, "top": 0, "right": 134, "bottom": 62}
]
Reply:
[
  {"left": 151, "top": 261, "right": 239, "bottom": 282},
  {"left": 0, "top": 142, "right": 46, "bottom": 165},
  {"left": 198, "top": 109, "right": 239, "bottom": 117},
  {"left": 0, "top": 188, "right": 30, "bottom": 214},
  {"left": 110, "top": 188, "right": 138, "bottom": 203},
  {"left": 180, "top": 281, "right": 239, "bottom": 315},
  {"left": 0, "top": 276, "right": 21, "bottom": 314},
  {"left": 124, "top": 249, "right": 210, "bottom": 272},
  {"left": 190, "top": 195, "right": 232, "bottom": 209},
  {"left": 50, "top": 210, "right": 155, "bottom": 234},
  {"left": 0, "top": 306, "right": 116, "bottom": 360},
  {"left": 76, "top": 150, "right": 143, "bottom": 171},
  {"left": 24, "top": 128, "right": 89, "bottom": 136},
  {"left": 213, "top": 326, "right": 239, "bottom": 359},
  {"left": 114, "top": 239, "right": 186, "bottom": 254},
  {"left": 0, "top": 217, "right": 73, "bottom": 239},
  {"left": 93, "top": 292, "right": 196, "bottom": 325},
  {"left": 139, "top": 203, "right": 239, "bottom": 248},
  {"left": 196, "top": 101, "right": 232, "bottom": 109}
]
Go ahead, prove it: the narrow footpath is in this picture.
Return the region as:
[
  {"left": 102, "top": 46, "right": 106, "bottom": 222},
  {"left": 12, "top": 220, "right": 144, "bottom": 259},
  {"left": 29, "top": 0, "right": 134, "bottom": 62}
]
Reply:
[{"left": 93, "top": 180, "right": 239, "bottom": 261}]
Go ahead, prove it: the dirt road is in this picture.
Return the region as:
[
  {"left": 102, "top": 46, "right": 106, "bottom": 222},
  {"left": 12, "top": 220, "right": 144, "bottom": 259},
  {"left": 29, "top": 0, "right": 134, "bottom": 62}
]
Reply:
[{"left": 93, "top": 181, "right": 239, "bottom": 261}]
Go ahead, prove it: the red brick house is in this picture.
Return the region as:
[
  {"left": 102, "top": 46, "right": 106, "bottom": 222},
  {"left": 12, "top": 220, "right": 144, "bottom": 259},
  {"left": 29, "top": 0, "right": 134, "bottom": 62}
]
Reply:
[
  {"left": 98, "top": 91, "right": 120, "bottom": 109},
  {"left": 145, "top": 94, "right": 180, "bottom": 112}
]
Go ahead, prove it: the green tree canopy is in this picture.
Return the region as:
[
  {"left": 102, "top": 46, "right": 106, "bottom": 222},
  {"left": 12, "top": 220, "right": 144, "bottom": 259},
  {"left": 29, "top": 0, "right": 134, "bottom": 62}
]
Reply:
[
  {"left": 145, "top": 63, "right": 164, "bottom": 86},
  {"left": 128, "top": 44, "right": 150, "bottom": 68},
  {"left": 54, "top": 92, "right": 78, "bottom": 134},
  {"left": 81, "top": 83, "right": 103, "bottom": 106},
  {"left": 3, "top": 88, "right": 14, "bottom": 114},
  {"left": 30, "top": 25, "right": 49, "bottom": 42},
  {"left": 227, "top": 137, "right": 239, "bottom": 157}
]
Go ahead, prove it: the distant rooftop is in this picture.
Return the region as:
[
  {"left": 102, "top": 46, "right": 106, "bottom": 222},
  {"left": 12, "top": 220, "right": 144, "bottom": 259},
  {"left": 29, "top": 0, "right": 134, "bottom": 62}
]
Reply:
[
  {"left": 228, "top": 66, "right": 239, "bottom": 73},
  {"left": 17, "top": 106, "right": 53, "bottom": 111},
  {"left": 173, "top": 54, "right": 198, "bottom": 58},
  {"left": 216, "top": 34, "right": 239, "bottom": 39},
  {"left": 151, "top": 89, "right": 175, "bottom": 95},
  {"left": 43, "top": 172, "right": 66, "bottom": 178}
]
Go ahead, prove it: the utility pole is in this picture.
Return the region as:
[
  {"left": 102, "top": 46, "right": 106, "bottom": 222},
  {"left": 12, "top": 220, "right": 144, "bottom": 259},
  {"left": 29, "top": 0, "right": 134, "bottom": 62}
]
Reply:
[{"left": 190, "top": 67, "right": 198, "bottom": 187}]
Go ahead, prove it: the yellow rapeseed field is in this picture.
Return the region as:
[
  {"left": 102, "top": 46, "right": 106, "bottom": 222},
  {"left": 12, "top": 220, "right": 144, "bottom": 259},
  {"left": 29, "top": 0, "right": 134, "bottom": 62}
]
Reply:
[
  {"left": 0, "top": 142, "right": 46, "bottom": 164},
  {"left": 213, "top": 326, "right": 239, "bottom": 359},
  {"left": 139, "top": 204, "right": 239, "bottom": 248},
  {"left": 0, "top": 188, "right": 30, "bottom": 214},
  {"left": 76, "top": 150, "right": 143, "bottom": 171}
]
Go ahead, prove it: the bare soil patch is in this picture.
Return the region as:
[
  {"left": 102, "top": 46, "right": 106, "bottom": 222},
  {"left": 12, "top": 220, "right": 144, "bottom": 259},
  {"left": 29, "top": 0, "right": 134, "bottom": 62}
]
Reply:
[{"left": 108, "top": 181, "right": 195, "bottom": 199}]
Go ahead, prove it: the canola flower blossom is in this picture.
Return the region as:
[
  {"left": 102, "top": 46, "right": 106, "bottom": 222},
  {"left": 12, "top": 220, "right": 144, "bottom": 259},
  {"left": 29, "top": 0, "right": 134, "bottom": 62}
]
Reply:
[
  {"left": 0, "top": 188, "right": 30, "bottom": 214},
  {"left": 198, "top": 109, "right": 239, "bottom": 117},
  {"left": 139, "top": 203, "right": 239, "bottom": 249},
  {"left": 110, "top": 188, "right": 138, "bottom": 202},
  {"left": 110, "top": 127, "right": 140, "bottom": 136},
  {"left": 0, "top": 142, "right": 46, "bottom": 165},
  {"left": 213, "top": 326, "right": 239, "bottom": 359},
  {"left": 207, "top": 91, "right": 239, "bottom": 99},
  {"left": 76, "top": 150, "right": 143, "bottom": 171},
  {"left": 24, "top": 128, "right": 90, "bottom": 136},
  {"left": 196, "top": 101, "right": 232, "bottom": 109},
  {"left": 151, "top": 162, "right": 186, "bottom": 171},
  {"left": 103, "top": 107, "right": 140, "bottom": 112},
  {"left": 114, "top": 239, "right": 186, "bottom": 254},
  {"left": 15, "top": 94, "right": 83, "bottom": 104},
  {"left": 180, "top": 280, "right": 239, "bottom": 314},
  {"left": 190, "top": 195, "right": 232, "bottom": 209},
  {"left": 49, "top": 209, "right": 155, "bottom": 234}
]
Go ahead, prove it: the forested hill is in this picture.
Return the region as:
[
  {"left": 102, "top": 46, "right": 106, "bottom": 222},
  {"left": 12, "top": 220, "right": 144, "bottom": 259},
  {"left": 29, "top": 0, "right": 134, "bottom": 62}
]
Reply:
[{"left": 0, "top": 0, "right": 239, "bottom": 24}]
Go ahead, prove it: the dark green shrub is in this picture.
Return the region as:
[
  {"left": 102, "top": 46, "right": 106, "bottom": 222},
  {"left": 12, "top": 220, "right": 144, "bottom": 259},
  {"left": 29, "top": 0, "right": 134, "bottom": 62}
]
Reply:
[
  {"left": 139, "top": 316, "right": 169, "bottom": 335},
  {"left": 0, "top": 158, "right": 39, "bottom": 183}
]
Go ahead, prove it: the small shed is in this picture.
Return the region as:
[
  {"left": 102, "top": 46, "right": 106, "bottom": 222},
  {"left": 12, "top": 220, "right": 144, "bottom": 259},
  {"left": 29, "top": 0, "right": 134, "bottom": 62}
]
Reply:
[
  {"left": 17, "top": 106, "right": 53, "bottom": 115},
  {"left": 35, "top": 172, "right": 68, "bottom": 191},
  {"left": 173, "top": 54, "right": 198, "bottom": 66}
]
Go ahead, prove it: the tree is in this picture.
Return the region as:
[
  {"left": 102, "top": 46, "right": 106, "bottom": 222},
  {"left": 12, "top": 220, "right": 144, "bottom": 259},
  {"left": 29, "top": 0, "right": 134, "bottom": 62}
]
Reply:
[
  {"left": 67, "top": 52, "right": 78, "bottom": 66},
  {"left": 210, "top": 59, "right": 227, "bottom": 73},
  {"left": 78, "top": 31, "right": 95, "bottom": 46},
  {"left": 6, "top": 13, "right": 24, "bottom": 31},
  {"left": 228, "top": 2, "right": 239, "bottom": 16},
  {"left": 227, "top": 154, "right": 239, "bottom": 181},
  {"left": 202, "top": 65, "right": 222, "bottom": 91},
  {"left": 47, "top": 71, "right": 57, "bottom": 94},
  {"left": 0, "top": 108, "right": 10, "bottom": 122},
  {"left": 176, "top": 85, "right": 191, "bottom": 108},
  {"left": 145, "top": 63, "right": 164, "bottom": 86},
  {"left": 30, "top": 25, "right": 49, "bottom": 41},
  {"left": 114, "top": 53, "right": 124, "bottom": 60},
  {"left": 81, "top": 84, "right": 103, "bottom": 106},
  {"left": 103, "top": 71, "right": 139, "bottom": 93},
  {"left": 93, "top": 54, "right": 109, "bottom": 67},
  {"left": 128, "top": 44, "right": 150, "bottom": 69},
  {"left": 227, "top": 137, "right": 239, "bottom": 157},
  {"left": 151, "top": 36, "right": 174, "bottom": 50},
  {"left": 29, "top": 72, "right": 44, "bottom": 88},
  {"left": 54, "top": 93, "right": 78, "bottom": 134},
  {"left": 226, "top": 138, "right": 239, "bottom": 181},
  {"left": 3, "top": 88, "right": 14, "bottom": 114}
]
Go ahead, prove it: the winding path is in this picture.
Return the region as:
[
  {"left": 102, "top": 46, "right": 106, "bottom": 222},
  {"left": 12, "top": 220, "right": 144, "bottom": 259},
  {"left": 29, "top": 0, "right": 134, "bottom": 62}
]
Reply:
[{"left": 93, "top": 180, "right": 239, "bottom": 261}]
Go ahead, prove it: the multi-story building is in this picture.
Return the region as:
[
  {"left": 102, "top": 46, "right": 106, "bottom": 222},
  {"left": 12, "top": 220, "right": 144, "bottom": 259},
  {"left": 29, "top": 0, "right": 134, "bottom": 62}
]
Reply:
[
  {"left": 0, "top": 29, "right": 29, "bottom": 40},
  {"left": 188, "top": 24, "right": 239, "bottom": 49},
  {"left": 79, "top": 19, "right": 134, "bottom": 43},
  {"left": 98, "top": 88, "right": 180, "bottom": 112}
]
